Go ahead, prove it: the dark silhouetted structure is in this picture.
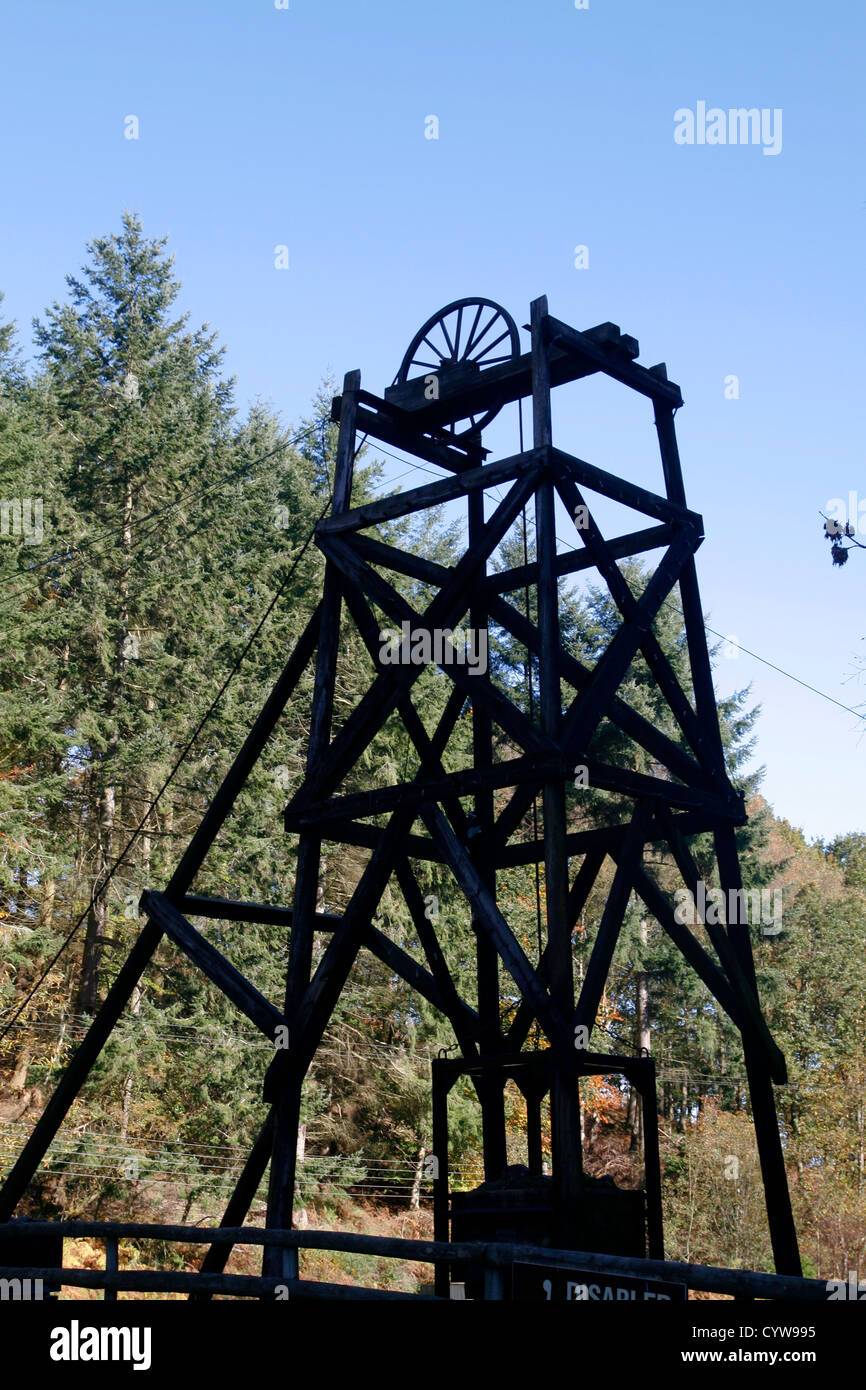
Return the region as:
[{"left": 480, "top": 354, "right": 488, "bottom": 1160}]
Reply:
[{"left": 0, "top": 296, "right": 801, "bottom": 1294}]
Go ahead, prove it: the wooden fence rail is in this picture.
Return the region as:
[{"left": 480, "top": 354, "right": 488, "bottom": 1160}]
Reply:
[{"left": 0, "top": 1220, "right": 830, "bottom": 1301}]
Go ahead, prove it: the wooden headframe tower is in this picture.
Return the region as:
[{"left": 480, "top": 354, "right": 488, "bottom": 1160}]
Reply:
[{"left": 0, "top": 295, "right": 801, "bottom": 1281}]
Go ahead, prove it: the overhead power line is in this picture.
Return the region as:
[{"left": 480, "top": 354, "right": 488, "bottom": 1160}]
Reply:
[{"left": 704, "top": 627, "right": 865, "bottom": 722}]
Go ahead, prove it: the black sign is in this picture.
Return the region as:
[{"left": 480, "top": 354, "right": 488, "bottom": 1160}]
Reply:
[{"left": 513, "top": 1262, "right": 688, "bottom": 1302}]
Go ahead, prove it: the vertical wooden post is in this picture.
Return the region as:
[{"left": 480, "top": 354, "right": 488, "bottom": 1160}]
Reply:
[
  {"left": 640, "top": 1062, "right": 665, "bottom": 1259},
  {"left": 653, "top": 404, "right": 726, "bottom": 780},
  {"left": 525, "top": 1083, "right": 544, "bottom": 1176},
  {"left": 468, "top": 486, "right": 507, "bottom": 1179},
  {"left": 715, "top": 825, "right": 801, "bottom": 1276},
  {"left": 193, "top": 1109, "right": 275, "bottom": 1298},
  {"left": 741, "top": 1045, "right": 802, "bottom": 1275},
  {"left": 483, "top": 1259, "right": 506, "bottom": 1301},
  {"left": 656, "top": 401, "right": 800, "bottom": 1277},
  {"left": 432, "top": 1061, "right": 451, "bottom": 1298},
  {"left": 531, "top": 296, "right": 583, "bottom": 1248},
  {"left": 104, "top": 1235, "right": 118, "bottom": 1301},
  {"left": 264, "top": 371, "right": 360, "bottom": 1278}
]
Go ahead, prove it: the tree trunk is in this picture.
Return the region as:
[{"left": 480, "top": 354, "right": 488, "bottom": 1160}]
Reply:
[
  {"left": 629, "top": 914, "right": 651, "bottom": 1148},
  {"left": 410, "top": 1145, "right": 426, "bottom": 1212},
  {"left": 75, "top": 484, "right": 133, "bottom": 1012},
  {"left": 76, "top": 782, "right": 115, "bottom": 1012},
  {"left": 119, "top": 982, "right": 143, "bottom": 1146},
  {"left": 10, "top": 1045, "right": 31, "bottom": 1093},
  {"left": 40, "top": 876, "right": 56, "bottom": 932},
  {"left": 295, "top": 1124, "right": 308, "bottom": 1228}
]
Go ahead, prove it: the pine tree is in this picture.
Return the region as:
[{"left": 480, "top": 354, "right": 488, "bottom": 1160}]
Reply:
[{"left": 27, "top": 214, "right": 251, "bottom": 1012}]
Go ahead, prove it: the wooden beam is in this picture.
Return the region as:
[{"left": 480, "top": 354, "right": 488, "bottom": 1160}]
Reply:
[
  {"left": 168, "top": 607, "right": 320, "bottom": 897},
  {"left": 0, "top": 920, "right": 165, "bottom": 1221},
  {"left": 653, "top": 404, "right": 728, "bottom": 781},
  {"left": 546, "top": 313, "right": 684, "bottom": 408},
  {"left": 273, "top": 661, "right": 474, "bottom": 1111},
  {"left": 395, "top": 859, "right": 480, "bottom": 1057},
  {"left": 178, "top": 888, "right": 477, "bottom": 1038},
  {"left": 656, "top": 806, "right": 786, "bottom": 1083},
  {"left": 491, "top": 522, "right": 706, "bottom": 849},
  {"left": 553, "top": 447, "right": 700, "bottom": 528},
  {"left": 419, "top": 801, "right": 572, "bottom": 1058},
  {"left": 641, "top": 1065, "right": 665, "bottom": 1260},
  {"left": 380, "top": 320, "right": 676, "bottom": 430},
  {"left": 141, "top": 892, "right": 286, "bottom": 1041},
  {"left": 325, "top": 818, "right": 636, "bottom": 871},
  {"left": 742, "top": 1045, "right": 802, "bottom": 1276},
  {"left": 579, "top": 756, "right": 739, "bottom": 817},
  {"left": 300, "top": 817, "right": 446, "bottom": 862},
  {"left": 273, "top": 817, "right": 409, "bottom": 1087},
  {"left": 318, "top": 530, "right": 557, "bottom": 763},
  {"left": 485, "top": 591, "right": 715, "bottom": 855},
  {"left": 506, "top": 846, "right": 607, "bottom": 1052},
  {"left": 179, "top": 889, "right": 476, "bottom": 1036},
  {"left": 432, "top": 1062, "right": 450, "bottom": 1296},
  {"left": 468, "top": 475, "right": 507, "bottom": 1181},
  {"left": 494, "top": 809, "right": 742, "bottom": 870},
  {"left": 548, "top": 524, "right": 702, "bottom": 768},
  {"left": 180, "top": 895, "right": 339, "bottom": 930},
  {"left": 574, "top": 804, "right": 651, "bottom": 1033},
  {"left": 350, "top": 531, "right": 446, "bottom": 588},
  {"left": 710, "top": 820, "right": 800, "bottom": 1272},
  {"left": 3, "top": 1220, "right": 827, "bottom": 1299},
  {"left": 284, "top": 754, "right": 566, "bottom": 831},
  {"left": 349, "top": 523, "right": 676, "bottom": 605},
  {"left": 337, "top": 581, "right": 470, "bottom": 840},
  {"left": 352, "top": 400, "right": 484, "bottom": 475},
  {"left": 267, "top": 371, "right": 360, "bottom": 1272},
  {"left": 193, "top": 1109, "right": 276, "bottom": 1298},
  {"left": 363, "top": 922, "right": 480, "bottom": 1039},
  {"left": 317, "top": 448, "right": 542, "bottom": 537},
  {"left": 625, "top": 864, "right": 746, "bottom": 1030},
  {"left": 533, "top": 295, "right": 584, "bottom": 1246},
  {"left": 290, "top": 467, "right": 544, "bottom": 808},
  {"left": 487, "top": 523, "right": 674, "bottom": 596},
  {"left": 332, "top": 512, "right": 716, "bottom": 826},
  {"left": 554, "top": 470, "right": 720, "bottom": 776}
]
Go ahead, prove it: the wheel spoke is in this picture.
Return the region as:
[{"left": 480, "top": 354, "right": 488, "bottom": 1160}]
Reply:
[
  {"left": 463, "top": 303, "right": 486, "bottom": 359},
  {"left": 454, "top": 304, "right": 464, "bottom": 359},
  {"left": 474, "top": 327, "right": 512, "bottom": 361},
  {"left": 420, "top": 333, "right": 444, "bottom": 361},
  {"left": 409, "top": 357, "right": 442, "bottom": 373},
  {"left": 396, "top": 299, "right": 518, "bottom": 435},
  {"left": 465, "top": 309, "right": 500, "bottom": 358},
  {"left": 439, "top": 314, "right": 456, "bottom": 360}
]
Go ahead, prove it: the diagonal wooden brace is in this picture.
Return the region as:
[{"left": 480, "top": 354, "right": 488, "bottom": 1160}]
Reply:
[{"left": 140, "top": 892, "right": 287, "bottom": 1043}]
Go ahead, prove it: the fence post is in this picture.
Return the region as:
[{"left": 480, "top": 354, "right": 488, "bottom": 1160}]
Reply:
[
  {"left": 483, "top": 1249, "right": 507, "bottom": 1301},
  {"left": 104, "top": 1235, "right": 118, "bottom": 1301}
]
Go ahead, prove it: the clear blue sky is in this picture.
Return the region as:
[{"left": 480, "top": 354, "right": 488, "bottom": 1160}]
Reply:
[{"left": 2, "top": 0, "right": 864, "bottom": 841}]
